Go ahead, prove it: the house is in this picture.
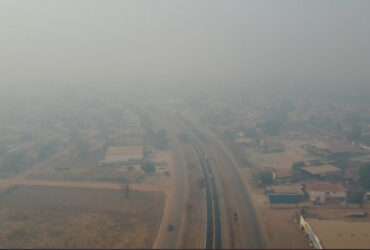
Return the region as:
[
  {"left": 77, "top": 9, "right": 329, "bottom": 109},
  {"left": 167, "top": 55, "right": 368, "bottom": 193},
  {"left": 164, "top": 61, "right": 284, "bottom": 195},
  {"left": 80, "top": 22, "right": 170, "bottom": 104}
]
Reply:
[
  {"left": 326, "top": 140, "right": 362, "bottom": 155},
  {"left": 304, "top": 181, "right": 346, "bottom": 204},
  {"left": 302, "top": 144, "right": 330, "bottom": 157},
  {"left": 363, "top": 192, "right": 370, "bottom": 204},
  {"left": 272, "top": 167, "right": 294, "bottom": 184},
  {"left": 234, "top": 136, "right": 255, "bottom": 147},
  {"left": 344, "top": 165, "right": 360, "bottom": 184},
  {"left": 259, "top": 139, "right": 285, "bottom": 153},
  {"left": 300, "top": 164, "right": 342, "bottom": 180},
  {"left": 267, "top": 185, "right": 305, "bottom": 204},
  {"left": 99, "top": 146, "right": 144, "bottom": 166},
  {"left": 345, "top": 211, "right": 368, "bottom": 218}
]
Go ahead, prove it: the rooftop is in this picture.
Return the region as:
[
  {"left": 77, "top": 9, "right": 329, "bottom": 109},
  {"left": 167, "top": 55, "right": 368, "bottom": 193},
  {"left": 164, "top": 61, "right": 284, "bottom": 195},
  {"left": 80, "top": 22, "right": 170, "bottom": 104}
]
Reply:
[
  {"left": 344, "top": 166, "right": 361, "bottom": 181},
  {"left": 234, "top": 137, "right": 254, "bottom": 145},
  {"left": 269, "top": 185, "right": 304, "bottom": 195},
  {"left": 304, "top": 181, "right": 346, "bottom": 193},
  {"left": 307, "top": 219, "right": 370, "bottom": 249},
  {"left": 105, "top": 146, "right": 144, "bottom": 158},
  {"left": 273, "top": 167, "right": 293, "bottom": 178},
  {"left": 301, "top": 165, "right": 341, "bottom": 176},
  {"left": 101, "top": 146, "right": 144, "bottom": 164},
  {"left": 327, "top": 140, "right": 361, "bottom": 154}
]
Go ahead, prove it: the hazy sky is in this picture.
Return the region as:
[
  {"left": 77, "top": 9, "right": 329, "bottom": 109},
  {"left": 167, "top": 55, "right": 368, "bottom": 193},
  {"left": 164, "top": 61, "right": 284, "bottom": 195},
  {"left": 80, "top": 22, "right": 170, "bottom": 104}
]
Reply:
[{"left": 1, "top": 0, "right": 370, "bottom": 93}]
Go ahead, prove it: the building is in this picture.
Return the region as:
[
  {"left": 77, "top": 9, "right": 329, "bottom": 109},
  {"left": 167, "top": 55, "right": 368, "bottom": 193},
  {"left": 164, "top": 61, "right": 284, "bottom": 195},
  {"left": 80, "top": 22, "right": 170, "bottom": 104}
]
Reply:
[
  {"left": 272, "top": 167, "right": 294, "bottom": 184},
  {"left": 302, "top": 144, "right": 330, "bottom": 157},
  {"left": 99, "top": 146, "right": 144, "bottom": 166},
  {"left": 326, "top": 140, "right": 362, "bottom": 155},
  {"left": 267, "top": 185, "right": 305, "bottom": 204},
  {"left": 344, "top": 164, "right": 361, "bottom": 184},
  {"left": 304, "top": 218, "right": 370, "bottom": 249},
  {"left": 301, "top": 164, "right": 341, "bottom": 179},
  {"left": 259, "top": 139, "right": 285, "bottom": 153},
  {"left": 363, "top": 192, "right": 370, "bottom": 204},
  {"left": 234, "top": 136, "right": 255, "bottom": 147},
  {"left": 304, "top": 181, "right": 346, "bottom": 204}
]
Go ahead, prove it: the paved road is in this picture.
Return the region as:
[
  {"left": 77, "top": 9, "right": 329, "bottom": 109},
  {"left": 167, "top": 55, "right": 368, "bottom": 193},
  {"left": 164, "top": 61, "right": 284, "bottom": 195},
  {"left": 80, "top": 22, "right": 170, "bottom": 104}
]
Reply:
[
  {"left": 150, "top": 110, "right": 189, "bottom": 249},
  {"left": 180, "top": 115, "right": 265, "bottom": 249},
  {"left": 192, "top": 141, "right": 222, "bottom": 249}
]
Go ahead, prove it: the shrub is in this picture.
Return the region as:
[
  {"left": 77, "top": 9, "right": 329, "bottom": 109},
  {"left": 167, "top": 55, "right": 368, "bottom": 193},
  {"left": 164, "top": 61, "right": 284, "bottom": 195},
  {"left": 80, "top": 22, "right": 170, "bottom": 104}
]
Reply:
[{"left": 142, "top": 162, "right": 156, "bottom": 174}]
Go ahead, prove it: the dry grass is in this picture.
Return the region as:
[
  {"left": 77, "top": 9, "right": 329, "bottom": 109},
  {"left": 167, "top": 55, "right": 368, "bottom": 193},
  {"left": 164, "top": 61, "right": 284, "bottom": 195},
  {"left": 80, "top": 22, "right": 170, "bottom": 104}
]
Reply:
[
  {"left": 259, "top": 207, "right": 309, "bottom": 249},
  {"left": 0, "top": 186, "right": 164, "bottom": 249},
  {"left": 239, "top": 168, "right": 309, "bottom": 249},
  {"left": 246, "top": 139, "right": 306, "bottom": 171}
]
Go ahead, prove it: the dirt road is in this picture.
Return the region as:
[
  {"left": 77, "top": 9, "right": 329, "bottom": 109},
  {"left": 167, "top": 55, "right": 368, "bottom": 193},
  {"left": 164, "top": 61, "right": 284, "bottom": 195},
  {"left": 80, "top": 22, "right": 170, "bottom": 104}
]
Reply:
[{"left": 0, "top": 178, "right": 163, "bottom": 192}]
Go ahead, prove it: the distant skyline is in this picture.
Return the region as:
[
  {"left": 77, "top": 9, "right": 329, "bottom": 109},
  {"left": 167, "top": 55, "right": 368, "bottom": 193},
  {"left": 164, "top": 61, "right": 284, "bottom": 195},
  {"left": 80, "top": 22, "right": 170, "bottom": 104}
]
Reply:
[{"left": 1, "top": 0, "right": 370, "bottom": 94}]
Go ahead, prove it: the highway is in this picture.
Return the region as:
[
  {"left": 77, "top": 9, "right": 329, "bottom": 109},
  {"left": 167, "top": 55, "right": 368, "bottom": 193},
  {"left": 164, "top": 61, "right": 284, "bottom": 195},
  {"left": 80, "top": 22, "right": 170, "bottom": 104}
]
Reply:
[
  {"left": 192, "top": 139, "right": 222, "bottom": 249},
  {"left": 150, "top": 110, "right": 189, "bottom": 249},
  {"left": 150, "top": 109, "right": 265, "bottom": 249},
  {"left": 180, "top": 114, "right": 265, "bottom": 249}
]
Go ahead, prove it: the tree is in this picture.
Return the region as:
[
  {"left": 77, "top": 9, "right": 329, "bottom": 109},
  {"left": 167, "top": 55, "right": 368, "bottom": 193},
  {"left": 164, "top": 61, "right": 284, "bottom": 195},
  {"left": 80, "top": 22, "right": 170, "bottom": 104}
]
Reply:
[
  {"left": 350, "top": 123, "right": 363, "bottom": 142},
  {"left": 260, "top": 120, "right": 283, "bottom": 136},
  {"left": 167, "top": 224, "right": 175, "bottom": 232},
  {"left": 157, "top": 129, "right": 169, "bottom": 150},
  {"left": 244, "top": 127, "right": 258, "bottom": 139},
  {"left": 1, "top": 151, "right": 31, "bottom": 174},
  {"left": 223, "top": 130, "right": 236, "bottom": 141},
  {"left": 347, "top": 190, "right": 365, "bottom": 204},
  {"left": 359, "top": 164, "right": 370, "bottom": 190},
  {"left": 292, "top": 161, "right": 305, "bottom": 177},
  {"left": 142, "top": 161, "right": 156, "bottom": 174},
  {"left": 258, "top": 171, "right": 274, "bottom": 186},
  {"left": 292, "top": 161, "right": 305, "bottom": 170},
  {"left": 125, "top": 184, "right": 130, "bottom": 199},
  {"left": 38, "top": 141, "right": 59, "bottom": 161},
  {"left": 336, "top": 122, "right": 343, "bottom": 132}
]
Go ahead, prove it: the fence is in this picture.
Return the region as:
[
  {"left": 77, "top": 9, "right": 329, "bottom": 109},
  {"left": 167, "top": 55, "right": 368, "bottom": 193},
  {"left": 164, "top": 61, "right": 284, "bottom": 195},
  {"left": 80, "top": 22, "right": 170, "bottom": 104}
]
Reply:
[{"left": 299, "top": 215, "right": 323, "bottom": 249}]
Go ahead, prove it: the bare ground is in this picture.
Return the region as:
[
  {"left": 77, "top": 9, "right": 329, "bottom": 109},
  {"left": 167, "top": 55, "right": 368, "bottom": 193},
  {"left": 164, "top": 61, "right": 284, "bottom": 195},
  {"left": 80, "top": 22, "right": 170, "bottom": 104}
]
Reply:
[
  {"left": 0, "top": 186, "right": 164, "bottom": 249},
  {"left": 240, "top": 169, "right": 309, "bottom": 249}
]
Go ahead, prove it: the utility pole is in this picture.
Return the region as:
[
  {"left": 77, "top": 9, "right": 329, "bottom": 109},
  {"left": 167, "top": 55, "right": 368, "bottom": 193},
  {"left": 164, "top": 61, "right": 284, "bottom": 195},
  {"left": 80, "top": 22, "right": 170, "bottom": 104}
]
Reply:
[{"left": 125, "top": 183, "right": 130, "bottom": 199}]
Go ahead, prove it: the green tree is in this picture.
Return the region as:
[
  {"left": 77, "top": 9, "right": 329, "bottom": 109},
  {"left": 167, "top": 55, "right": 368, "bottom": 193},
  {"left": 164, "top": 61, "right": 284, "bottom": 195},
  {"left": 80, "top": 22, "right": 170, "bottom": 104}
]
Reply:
[
  {"left": 258, "top": 171, "right": 274, "bottom": 186},
  {"left": 142, "top": 161, "right": 156, "bottom": 174},
  {"left": 359, "top": 164, "right": 370, "bottom": 190},
  {"left": 292, "top": 161, "right": 305, "bottom": 168},
  {"left": 157, "top": 129, "right": 169, "bottom": 150},
  {"left": 38, "top": 141, "right": 59, "bottom": 161},
  {"left": 260, "top": 120, "right": 283, "bottom": 136},
  {"left": 292, "top": 161, "right": 305, "bottom": 172},
  {"left": 1, "top": 151, "right": 30, "bottom": 174},
  {"left": 244, "top": 127, "right": 258, "bottom": 139},
  {"left": 350, "top": 123, "right": 363, "bottom": 142},
  {"left": 347, "top": 190, "right": 365, "bottom": 204}
]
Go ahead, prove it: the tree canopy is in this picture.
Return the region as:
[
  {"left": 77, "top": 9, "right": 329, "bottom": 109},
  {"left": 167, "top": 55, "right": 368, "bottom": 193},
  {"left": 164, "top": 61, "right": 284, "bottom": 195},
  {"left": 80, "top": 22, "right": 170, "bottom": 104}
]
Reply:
[{"left": 359, "top": 164, "right": 370, "bottom": 190}]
